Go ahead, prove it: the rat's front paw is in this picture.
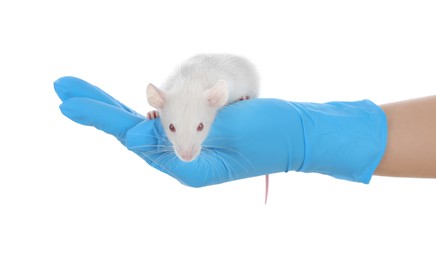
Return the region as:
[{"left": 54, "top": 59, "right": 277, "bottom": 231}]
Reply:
[
  {"left": 147, "top": 110, "right": 160, "bottom": 120},
  {"left": 238, "top": 96, "right": 251, "bottom": 101}
]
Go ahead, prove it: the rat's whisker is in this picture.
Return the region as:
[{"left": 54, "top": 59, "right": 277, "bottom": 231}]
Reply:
[
  {"left": 126, "top": 132, "right": 159, "bottom": 137},
  {"left": 165, "top": 154, "right": 181, "bottom": 171},
  {"left": 139, "top": 149, "right": 172, "bottom": 159},
  {"left": 203, "top": 144, "right": 255, "bottom": 171},
  {"left": 204, "top": 137, "right": 242, "bottom": 143},
  {"left": 200, "top": 147, "right": 247, "bottom": 182},
  {"left": 198, "top": 149, "right": 216, "bottom": 167},
  {"left": 212, "top": 148, "right": 251, "bottom": 177},
  {"left": 128, "top": 144, "right": 172, "bottom": 150},
  {"left": 146, "top": 151, "right": 178, "bottom": 174},
  {"left": 197, "top": 150, "right": 222, "bottom": 182}
]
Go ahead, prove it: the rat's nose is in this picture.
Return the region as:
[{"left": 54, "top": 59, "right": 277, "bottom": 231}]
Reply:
[
  {"left": 181, "top": 153, "right": 195, "bottom": 162},
  {"left": 176, "top": 145, "right": 200, "bottom": 162}
]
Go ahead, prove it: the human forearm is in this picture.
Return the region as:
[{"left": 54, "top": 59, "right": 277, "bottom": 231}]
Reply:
[{"left": 375, "top": 95, "right": 436, "bottom": 178}]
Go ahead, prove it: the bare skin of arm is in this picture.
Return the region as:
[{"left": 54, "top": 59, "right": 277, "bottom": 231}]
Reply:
[{"left": 375, "top": 95, "right": 436, "bottom": 178}]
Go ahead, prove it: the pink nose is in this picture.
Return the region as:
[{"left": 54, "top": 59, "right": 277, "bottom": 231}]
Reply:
[
  {"left": 181, "top": 153, "right": 195, "bottom": 162},
  {"left": 176, "top": 146, "right": 200, "bottom": 162}
]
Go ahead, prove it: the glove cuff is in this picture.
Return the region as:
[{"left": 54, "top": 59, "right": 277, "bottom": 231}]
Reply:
[{"left": 292, "top": 100, "right": 387, "bottom": 183}]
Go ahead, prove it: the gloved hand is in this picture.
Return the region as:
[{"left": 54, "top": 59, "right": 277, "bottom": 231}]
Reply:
[{"left": 54, "top": 76, "right": 387, "bottom": 187}]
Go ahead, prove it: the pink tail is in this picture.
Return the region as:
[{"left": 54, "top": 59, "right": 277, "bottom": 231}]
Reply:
[{"left": 264, "top": 174, "right": 269, "bottom": 204}]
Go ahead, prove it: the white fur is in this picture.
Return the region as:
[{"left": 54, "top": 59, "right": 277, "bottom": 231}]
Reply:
[{"left": 147, "top": 53, "right": 259, "bottom": 162}]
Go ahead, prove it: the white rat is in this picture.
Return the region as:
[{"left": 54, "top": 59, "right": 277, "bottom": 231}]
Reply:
[
  {"left": 146, "top": 54, "right": 269, "bottom": 203},
  {"left": 146, "top": 53, "right": 259, "bottom": 162}
]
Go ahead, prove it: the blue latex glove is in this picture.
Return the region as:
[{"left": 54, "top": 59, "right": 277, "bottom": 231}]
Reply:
[{"left": 55, "top": 76, "right": 387, "bottom": 187}]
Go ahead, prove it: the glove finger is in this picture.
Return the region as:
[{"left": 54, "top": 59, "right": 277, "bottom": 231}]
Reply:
[
  {"left": 54, "top": 76, "right": 142, "bottom": 116},
  {"left": 60, "top": 97, "right": 144, "bottom": 140}
]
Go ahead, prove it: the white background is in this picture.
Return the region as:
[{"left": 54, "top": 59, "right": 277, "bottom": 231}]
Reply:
[{"left": 1, "top": 0, "right": 436, "bottom": 259}]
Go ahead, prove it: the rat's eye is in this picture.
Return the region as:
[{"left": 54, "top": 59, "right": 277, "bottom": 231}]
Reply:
[
  {"left": 197, "top": 123, "right": 204, "bottom": 132},
  {"left": 169, "top": 124, "right": 176, "bottom": 132}
]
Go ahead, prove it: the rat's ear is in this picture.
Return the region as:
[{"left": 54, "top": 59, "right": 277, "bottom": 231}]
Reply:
[
  {"left": 146, "top": 83, "right": 166, "bottom": 108},
  {"left": 204, "top": 79, "right": 229, "bottom": 107}
]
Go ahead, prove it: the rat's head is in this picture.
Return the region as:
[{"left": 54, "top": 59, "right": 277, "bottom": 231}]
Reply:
[{"left": 146, "top": 80, "right": 228, "bottom": 162}]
